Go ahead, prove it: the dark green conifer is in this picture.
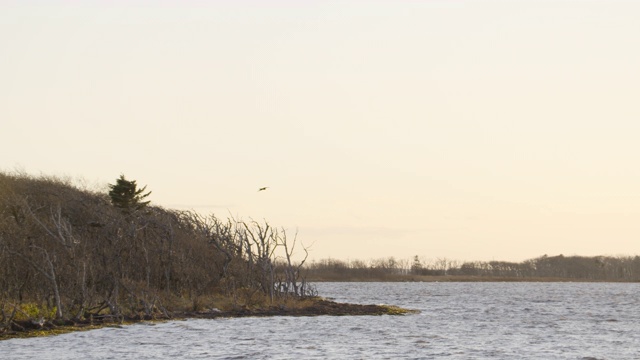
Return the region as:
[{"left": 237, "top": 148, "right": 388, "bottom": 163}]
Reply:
[{"left": 108, "top": 174, "right": 151, "bottom": 212}]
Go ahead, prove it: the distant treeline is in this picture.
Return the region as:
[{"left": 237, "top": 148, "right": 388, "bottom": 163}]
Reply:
[
  {"left": 304, "top": 254, "right": 640, "bottom": 282},
  {"left": 0, "top": 172, "right": 309, "bottom": 330}
]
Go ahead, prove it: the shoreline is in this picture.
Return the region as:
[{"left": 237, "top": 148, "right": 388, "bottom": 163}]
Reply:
[
  {"left": 305, "top": 275, "right": 640, "bottom": 283},
  {"left": 0, "top": 299, "right": 416, "bottom": 341}
]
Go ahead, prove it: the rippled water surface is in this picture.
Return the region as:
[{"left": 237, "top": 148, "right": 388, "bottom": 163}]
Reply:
[{"left": 2, "top": 282, "right": 640, "bottom": 359}]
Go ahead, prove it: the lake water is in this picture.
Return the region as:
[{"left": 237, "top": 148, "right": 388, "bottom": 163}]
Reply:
[{"left": 2, "top": 282, "right": 640, "bottom": 359}]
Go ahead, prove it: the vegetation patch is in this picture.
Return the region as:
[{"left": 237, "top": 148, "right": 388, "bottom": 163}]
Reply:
[
  {"left": 0, "top": 172, "right": 310, "bottom": 338},
  {"left": 0, "top": 171, "right": 413, "bottom": 341}
]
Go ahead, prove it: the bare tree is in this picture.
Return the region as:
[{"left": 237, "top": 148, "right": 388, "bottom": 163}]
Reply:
[{"left": 276, "top": 228, "right": 310, "bottom": 297}]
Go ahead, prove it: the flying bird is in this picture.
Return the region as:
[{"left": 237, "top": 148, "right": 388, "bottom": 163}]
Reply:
[{"left": 258, "top": 187, "right": 269, "bottom": 192}]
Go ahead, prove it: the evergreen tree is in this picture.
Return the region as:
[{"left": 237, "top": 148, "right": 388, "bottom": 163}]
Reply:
[{"left": 108, "top": 175, "right": 151, "bottom": 212}]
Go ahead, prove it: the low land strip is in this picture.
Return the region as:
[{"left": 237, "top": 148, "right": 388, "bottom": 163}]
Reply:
[
  {"left": 304, "top": 274, "right": 635, "bottom": 282},
  {"left": 0, "top": 298, "right": 415, "bottom": 341}
]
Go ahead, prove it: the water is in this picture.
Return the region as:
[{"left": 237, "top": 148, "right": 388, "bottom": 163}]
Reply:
[{"left": 2, "top": 282, "right": 639, "bottom": 359}]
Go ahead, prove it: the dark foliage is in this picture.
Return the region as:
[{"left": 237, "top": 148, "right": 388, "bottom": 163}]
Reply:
[{"left": 107, "top": 175, "right": 151, "bottom": 212}]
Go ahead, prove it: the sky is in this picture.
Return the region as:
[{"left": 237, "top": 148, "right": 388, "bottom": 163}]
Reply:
[{"left": 2, "top": 0, "right": 640, "bottom": 263}]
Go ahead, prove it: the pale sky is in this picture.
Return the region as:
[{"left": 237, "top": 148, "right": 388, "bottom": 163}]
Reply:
[{"left": 2, "top": 0, "right": 639, "bottom": 263}]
